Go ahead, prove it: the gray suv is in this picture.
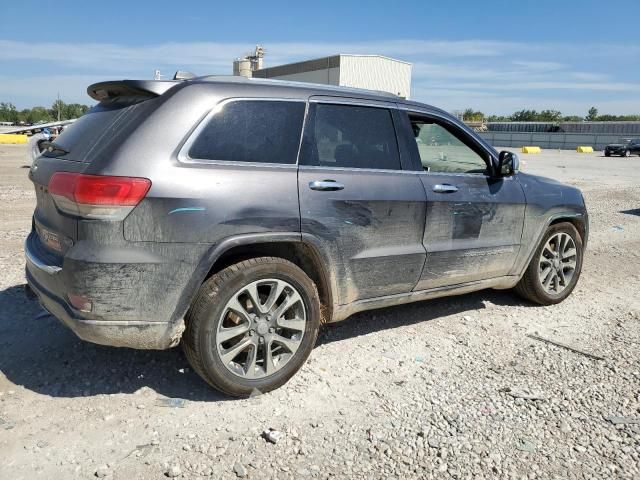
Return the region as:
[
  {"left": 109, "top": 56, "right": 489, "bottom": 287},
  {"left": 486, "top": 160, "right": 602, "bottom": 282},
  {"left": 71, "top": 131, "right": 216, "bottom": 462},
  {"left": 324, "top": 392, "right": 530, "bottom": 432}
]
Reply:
[{"left": 25, "top": 76, "right": 588, "bottom": 396}]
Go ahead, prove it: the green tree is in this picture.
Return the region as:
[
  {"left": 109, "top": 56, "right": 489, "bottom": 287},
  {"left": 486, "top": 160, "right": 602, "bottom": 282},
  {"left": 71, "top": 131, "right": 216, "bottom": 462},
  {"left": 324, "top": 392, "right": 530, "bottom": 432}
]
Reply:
[
  {"left": 538, "top": 110, "right": 563, "bottom": 122},
  {"left": 510, "top": 109, "right": 539, "bottom": 121},
  {"left": 50, "top": 99, "right": 65, "bottom": 121},
  {"left": 64, "top": 103, "right": 89, "bottom": 119},
  {"left": 0, "top": 102, "right": 19, "bottom": 123},
  {"left": 26, "top": 106, "right": 53, "bottom": 124},
  {"left": 586, "top": 107, "right": 599, "bottom": 121},
  {"left": 462, "top": 108, "right": 485, "bottom": 122}
]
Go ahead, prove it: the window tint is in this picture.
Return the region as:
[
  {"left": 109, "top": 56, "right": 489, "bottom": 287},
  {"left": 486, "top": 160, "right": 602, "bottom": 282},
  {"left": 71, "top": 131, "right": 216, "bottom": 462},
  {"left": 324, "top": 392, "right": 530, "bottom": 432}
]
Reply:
[
  {"left": 409, "top": 118, "right": 488, "bottom": 174},
  {"left": 188, "top": 100, "right": 306, "bottom": 164},
  {"left": 43, "top": 99, "right": 159, "bottom": 163},
  {"left": 300, "top": 104, "right": 401, "bottom": 170}
]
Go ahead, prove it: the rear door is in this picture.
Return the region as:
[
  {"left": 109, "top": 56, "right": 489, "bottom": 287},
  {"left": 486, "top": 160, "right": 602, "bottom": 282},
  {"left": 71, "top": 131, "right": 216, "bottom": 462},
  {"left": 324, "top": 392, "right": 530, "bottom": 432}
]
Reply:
[
  {"left": 397, "top": 109, "right": 526, "bottom": 290},
  {"left": 298, "top": 99, "right": 427, "bottom": 304}
]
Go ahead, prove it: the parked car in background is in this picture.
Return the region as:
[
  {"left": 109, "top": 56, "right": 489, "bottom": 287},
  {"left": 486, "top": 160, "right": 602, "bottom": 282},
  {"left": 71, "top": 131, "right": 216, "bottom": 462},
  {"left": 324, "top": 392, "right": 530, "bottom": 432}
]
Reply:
[
  {"left": 25, "top": 76, "right": 588, "bottom": 396},
  {"left": 604, "top": 138, "right": 640, "bottom": 157}
]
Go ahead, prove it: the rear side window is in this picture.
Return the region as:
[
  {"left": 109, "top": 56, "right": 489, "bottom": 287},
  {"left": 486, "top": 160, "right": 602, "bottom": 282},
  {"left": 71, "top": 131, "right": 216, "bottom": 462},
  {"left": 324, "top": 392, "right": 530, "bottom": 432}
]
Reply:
[
  {"left": 44, "top": 100, "right": 158, "bottom": 163},
  {"left": 188, "top": 100, "right": 306, "bottom": 164},
  {"left": 300, "top": 103, "right": 401, "bottom": 170}
]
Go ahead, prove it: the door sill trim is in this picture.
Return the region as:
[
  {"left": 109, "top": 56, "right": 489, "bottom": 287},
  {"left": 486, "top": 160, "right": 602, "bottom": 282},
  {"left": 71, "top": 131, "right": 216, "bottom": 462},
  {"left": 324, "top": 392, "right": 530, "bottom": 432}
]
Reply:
[{"left": 331, "top": 276, "right": 519, "bottom": 323}]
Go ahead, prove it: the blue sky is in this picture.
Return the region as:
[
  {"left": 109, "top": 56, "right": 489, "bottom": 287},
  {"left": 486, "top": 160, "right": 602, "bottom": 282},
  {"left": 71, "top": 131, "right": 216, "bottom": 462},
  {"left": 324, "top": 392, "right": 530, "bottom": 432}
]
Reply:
[{"left": 1, "top": 0, "right": 639, "bottom": 114}]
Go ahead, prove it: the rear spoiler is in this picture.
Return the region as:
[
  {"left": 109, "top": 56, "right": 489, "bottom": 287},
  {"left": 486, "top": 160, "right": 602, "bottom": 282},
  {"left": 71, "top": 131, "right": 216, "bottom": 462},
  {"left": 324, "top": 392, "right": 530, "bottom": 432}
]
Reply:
[{"left": 87, "top": 80, "right": 180, "bottom": 102}]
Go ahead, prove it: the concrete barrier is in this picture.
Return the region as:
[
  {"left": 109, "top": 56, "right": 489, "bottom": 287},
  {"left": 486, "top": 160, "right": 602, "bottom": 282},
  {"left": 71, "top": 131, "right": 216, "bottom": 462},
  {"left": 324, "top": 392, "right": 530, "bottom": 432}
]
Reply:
[
  {"left": 577, "top": 146, "right": 594, "bottom": 153},
  {"left": 521, "top": 146, "right": 541, "bottom": 154},
  {"left": 0, "top": 134, "right": 28, "bottom": 144}
]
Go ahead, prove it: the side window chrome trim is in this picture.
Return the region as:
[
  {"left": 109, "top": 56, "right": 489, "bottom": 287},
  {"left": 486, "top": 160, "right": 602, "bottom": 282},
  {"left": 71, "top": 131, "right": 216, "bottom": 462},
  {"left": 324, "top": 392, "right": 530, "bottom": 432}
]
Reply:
[
  {"left": 299, "top": 165, "right": 413, "bottom": 174},
  {"left": 177, "top": 97, "right": 308, "bottom": 166},
  {"left": 309, "top": 97, "right": 399, "bottom": 109}
]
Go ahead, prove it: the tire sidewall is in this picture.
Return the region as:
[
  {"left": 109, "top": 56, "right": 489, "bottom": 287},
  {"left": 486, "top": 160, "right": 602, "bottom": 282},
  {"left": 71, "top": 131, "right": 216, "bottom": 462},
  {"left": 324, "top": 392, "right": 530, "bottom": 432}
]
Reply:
[
  {"left": 197, "top": 261, "right": 320, "bottom": 395},
  {"left": 529, "top": 223, "right": 583, "bottom": 304}
]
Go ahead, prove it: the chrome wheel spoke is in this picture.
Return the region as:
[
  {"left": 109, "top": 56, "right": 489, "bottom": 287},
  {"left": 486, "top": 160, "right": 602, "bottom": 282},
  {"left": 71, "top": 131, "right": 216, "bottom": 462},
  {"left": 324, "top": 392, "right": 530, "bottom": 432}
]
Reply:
[
  {"left": 226, "top": 297, "right": 252, "bottom": 322},
  {"left": 277, "top": 316, "right": 306, "bottom": 332},
  {"left": 245, "top": 283, "right": 263, "bottom": 314},
  {"left": 557, "top": 267, "right": 567, "bottom": 285},
  {"left": 218, "top": 323, "right": 250, "bottom": 343},
  {"left": 272, "top": 333, "right": 300, "bottom": 353},
  {"left": 220, "top": 338, "right": 253, "bottom": 364},
  {"left": 244, "top": 345, "right": 259, "bottom": 379},
  {"left": 543, "top": 270, "right": 555, "bottom": 289},
  {"left": 273, "top": 290, "right": 302, "bottom": 320},
  {"left": 264, "top": 340, "right": 276, "bottom": 376},
  {"left": 263, "top": 281, "right": 286, "bottom": 313}
]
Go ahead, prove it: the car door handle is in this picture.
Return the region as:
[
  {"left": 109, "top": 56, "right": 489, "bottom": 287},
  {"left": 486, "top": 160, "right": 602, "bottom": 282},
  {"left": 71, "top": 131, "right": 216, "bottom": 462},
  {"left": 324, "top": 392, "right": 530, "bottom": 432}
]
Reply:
[
  {"left": 309, "top": 180, "right": 345, "bottom": 191},
  {"left": 432, "top": 184, "right": 458, "bottom": 193}
]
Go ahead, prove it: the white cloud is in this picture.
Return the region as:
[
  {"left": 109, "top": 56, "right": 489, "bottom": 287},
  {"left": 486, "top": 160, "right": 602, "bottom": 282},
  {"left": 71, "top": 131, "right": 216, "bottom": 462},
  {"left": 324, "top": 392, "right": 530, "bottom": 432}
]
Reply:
[{"left": 1, "top": 39, "right": 638, "bottom": 114}]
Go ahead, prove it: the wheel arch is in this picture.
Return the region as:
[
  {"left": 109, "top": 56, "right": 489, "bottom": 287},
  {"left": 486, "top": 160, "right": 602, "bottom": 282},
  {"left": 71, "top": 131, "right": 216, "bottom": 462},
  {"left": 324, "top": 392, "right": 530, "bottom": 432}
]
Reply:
[
  {"left": 549, "top": 216, "right": 587, "bottom": 243},
  {"left": 515, "top": 212, "right": 588, "bottom": 278},
  {"left": 171, "top": 233, "right": 335, "bottom": 327}
]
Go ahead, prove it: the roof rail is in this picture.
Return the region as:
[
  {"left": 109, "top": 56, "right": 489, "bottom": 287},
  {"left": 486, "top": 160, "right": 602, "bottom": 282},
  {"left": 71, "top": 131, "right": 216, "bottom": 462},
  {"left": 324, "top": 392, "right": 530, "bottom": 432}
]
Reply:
[{"left": 192, "top": 75, "right": 400, "bottom": 98}]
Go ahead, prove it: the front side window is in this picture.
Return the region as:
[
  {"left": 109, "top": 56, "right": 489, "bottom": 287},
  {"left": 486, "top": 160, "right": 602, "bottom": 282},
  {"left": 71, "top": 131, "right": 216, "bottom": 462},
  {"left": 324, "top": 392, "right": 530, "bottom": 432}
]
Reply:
[
  {"left": 409, "top": 117, "right": 488, "bottom": 174},
  {"left": 300, "top": 103, "right": 401, "bottom": 170},
  {"left": 188, "top": 100, "right": 306, "bottom": 164}
]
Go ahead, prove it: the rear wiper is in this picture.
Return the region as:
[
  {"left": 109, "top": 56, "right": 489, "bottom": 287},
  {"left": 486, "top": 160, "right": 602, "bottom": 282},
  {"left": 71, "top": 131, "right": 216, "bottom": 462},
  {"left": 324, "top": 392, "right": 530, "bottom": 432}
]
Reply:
[{"left": 42, "top": 141, "right": 69, "bottom": 154}]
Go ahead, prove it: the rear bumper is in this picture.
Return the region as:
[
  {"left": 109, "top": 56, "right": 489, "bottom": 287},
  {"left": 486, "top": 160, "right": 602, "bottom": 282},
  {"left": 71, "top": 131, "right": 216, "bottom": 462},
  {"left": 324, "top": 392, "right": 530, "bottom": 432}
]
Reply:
[{"left": 25, "top": 232, "right": 185, "bottom": 349}]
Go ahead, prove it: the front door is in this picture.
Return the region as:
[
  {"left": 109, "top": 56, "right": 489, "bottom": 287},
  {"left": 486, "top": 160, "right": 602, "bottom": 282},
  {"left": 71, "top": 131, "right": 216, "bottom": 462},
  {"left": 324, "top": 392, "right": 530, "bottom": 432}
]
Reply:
[
  {"left": 298, "top": 101, "right": 427, "bottom": 304},
  {"left": 399, "top": 110, "right": 526, "bottom": 290}
]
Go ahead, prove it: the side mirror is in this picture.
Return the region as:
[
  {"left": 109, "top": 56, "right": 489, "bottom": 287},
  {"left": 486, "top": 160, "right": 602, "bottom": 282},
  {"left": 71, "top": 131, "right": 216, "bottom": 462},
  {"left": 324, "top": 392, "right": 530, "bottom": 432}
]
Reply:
[{"left": 498, "top": 151, "right": 520, "bottom": 177}]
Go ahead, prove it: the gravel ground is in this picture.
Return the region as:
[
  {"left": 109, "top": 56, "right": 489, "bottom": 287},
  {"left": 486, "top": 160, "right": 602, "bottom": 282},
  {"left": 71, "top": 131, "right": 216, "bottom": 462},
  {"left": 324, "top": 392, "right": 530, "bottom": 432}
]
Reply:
[{"left": 1, "top": 145, "right": 639, "bottom": 479}]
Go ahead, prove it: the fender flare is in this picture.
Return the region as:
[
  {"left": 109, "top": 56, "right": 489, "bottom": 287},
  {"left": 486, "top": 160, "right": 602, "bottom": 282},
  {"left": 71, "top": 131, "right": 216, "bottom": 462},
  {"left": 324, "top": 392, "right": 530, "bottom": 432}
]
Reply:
[
  {"left": 169, "top": 232, "right": 336, "bottom": 324},
  {"left": 514, "top": 212, "right": 587, "bottom": 278}
]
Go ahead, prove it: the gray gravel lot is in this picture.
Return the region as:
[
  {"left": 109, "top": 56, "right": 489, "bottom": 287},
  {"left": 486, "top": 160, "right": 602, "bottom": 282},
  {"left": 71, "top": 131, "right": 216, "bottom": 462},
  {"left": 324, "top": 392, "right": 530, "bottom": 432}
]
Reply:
[{"left": 1, "top": 145, "right": 639, "bottom": 479}]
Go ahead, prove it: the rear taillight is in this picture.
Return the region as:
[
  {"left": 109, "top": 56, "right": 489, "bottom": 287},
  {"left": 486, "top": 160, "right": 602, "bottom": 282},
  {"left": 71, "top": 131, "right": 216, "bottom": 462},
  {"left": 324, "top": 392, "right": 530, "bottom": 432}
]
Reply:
[{"left": 49, "top": 173, "right": 151, "bottom": 220}]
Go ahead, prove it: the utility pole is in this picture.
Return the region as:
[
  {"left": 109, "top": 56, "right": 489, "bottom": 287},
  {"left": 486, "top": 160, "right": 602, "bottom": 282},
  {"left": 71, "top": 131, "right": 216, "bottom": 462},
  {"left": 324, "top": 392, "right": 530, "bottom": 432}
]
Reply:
[{"left": 57, "top": 92, "right": 61, "bottom": 122}]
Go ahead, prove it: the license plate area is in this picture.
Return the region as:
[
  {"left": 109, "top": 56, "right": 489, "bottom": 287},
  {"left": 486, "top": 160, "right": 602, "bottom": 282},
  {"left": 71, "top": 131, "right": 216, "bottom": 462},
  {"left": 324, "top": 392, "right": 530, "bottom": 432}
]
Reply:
[{"left": 35, "top": 223, "right": 72, "bottom": 254}]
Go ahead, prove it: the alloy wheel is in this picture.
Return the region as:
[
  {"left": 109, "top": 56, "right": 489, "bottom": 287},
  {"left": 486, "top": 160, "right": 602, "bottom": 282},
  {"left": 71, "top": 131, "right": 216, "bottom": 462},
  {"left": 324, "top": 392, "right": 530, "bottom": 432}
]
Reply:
[
  {"left": 538, "top": 232, "right": 577, "bottom": 294},
  {"left": 215, "top": 279, "right": 306, "bottom": 379}
]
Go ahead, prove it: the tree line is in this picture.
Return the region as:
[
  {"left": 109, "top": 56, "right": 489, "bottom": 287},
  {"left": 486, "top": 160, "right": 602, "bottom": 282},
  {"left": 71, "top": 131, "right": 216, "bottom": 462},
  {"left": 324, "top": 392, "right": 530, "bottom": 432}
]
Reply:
[
  {"left": 2, "top": 100, "right": 639, "bottom": 125},
  {"left": 463, "top": 107, "right": 640, "bottom": 123},
  {"left": 0, "top": 101, "right": 91, "bottom": 124}
]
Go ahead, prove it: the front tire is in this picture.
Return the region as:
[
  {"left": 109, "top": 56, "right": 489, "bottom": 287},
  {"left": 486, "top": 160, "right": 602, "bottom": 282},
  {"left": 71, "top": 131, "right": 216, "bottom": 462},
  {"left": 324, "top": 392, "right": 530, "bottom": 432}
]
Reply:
[
  {"left": 514, "top": 222, "right": 583, "bottom": 305},
  {"left": 183, "top": 257, "right": 321, "bottom": 397}
]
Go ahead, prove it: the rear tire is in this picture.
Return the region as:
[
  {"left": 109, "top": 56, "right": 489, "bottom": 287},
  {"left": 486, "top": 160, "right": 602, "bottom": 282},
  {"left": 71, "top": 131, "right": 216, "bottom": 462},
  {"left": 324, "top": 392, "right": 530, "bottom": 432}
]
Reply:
[
  {"left": 624, "top": 150, "right": 631, "bottom": 157},
  {"left": 514, "top": 222, "right": 583, "bottom": 305},
  {"left": 605, "top": 152, "right": 611, "bottom": 157},
  {"left": 183, "top": 257, "right": 321, "bottom": 397}
]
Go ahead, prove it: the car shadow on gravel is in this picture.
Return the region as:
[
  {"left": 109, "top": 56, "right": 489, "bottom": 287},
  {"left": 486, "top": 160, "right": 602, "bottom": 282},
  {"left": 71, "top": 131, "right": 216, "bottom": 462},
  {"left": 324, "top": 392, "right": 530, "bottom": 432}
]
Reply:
[
  {"left": 620, "top": 208, "right": 640, "bottom": 217},
  {"left": 1, "top": 284, "right": 536, "bottom": 401},
  {"left": 0, "top": 284, "right": 228, "bottom": 402},
  {"left": 317, "top": 288, "right": 536, "bottom": 346}
]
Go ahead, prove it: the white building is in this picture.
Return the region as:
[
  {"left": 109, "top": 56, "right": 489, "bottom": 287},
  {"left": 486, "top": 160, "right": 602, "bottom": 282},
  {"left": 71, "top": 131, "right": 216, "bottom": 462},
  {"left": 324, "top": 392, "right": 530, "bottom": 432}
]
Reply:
[{"left": 250, "top": 54, "right": 412, "bottom": 99}]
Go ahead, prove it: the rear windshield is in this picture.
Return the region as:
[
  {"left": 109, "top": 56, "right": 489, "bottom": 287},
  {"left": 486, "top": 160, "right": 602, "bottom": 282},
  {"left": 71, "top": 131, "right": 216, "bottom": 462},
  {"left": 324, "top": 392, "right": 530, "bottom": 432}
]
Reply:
[{"left": 45, "top": 99, "right": 158, "bottom": 163}]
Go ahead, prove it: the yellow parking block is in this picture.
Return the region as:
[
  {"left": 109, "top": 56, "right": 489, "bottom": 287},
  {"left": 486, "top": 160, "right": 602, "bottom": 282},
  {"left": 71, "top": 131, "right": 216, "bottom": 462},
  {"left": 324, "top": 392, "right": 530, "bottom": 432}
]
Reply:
[
  {"left": 521, "top": 146, "right": 541, "bottom": 154},
  {"left": 577, "top": 146, "right": 593, "bottom": 153},
  {"left": 0, "top": 134, "right": 28, "bottom": 144}
]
